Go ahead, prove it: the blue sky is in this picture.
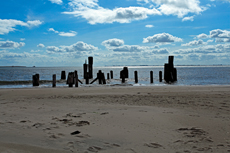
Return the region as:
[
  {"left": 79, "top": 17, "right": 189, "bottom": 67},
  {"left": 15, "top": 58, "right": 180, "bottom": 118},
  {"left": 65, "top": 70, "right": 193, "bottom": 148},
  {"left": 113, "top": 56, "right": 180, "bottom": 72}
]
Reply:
[{"left": 0, "top": 0, "right": 230, "bottom": 66}]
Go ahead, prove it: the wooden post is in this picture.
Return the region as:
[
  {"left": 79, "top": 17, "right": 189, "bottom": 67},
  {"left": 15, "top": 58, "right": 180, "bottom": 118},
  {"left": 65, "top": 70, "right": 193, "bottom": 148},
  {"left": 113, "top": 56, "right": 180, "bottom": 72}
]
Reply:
[
  {"left": 83, "top": 63, "right": 88, "bottom": 79},
  {"left": 121, "top": 72, "right": 125, "bottom": 83},
  {"left": 52, "top": 74, "right": 56, "bottom": 87},
  {"left": 123, "top": 67, "right": 129, "bottom": 78},
  {"left": 134, "top": 71, "right": 138, "bottom": 83},
  {"left": 110, "top": 71, "right": 113, "bottom": 79},
  {"left": 67, "top": 72, "right": 74, "bottom": 87},
  {"left": 150, "top": 71, "right": 153, "bottom": 84},
  {"left": 74, "top": 71, "right": 78, "bottom": 87},
  {"left": 85, "top": 73, "right": 89, "bottom": 85},
  {"left": 159, "top": 71, "right": 162, "bottom": 82},
  {"left": 61, "top": 71, "right": 66, "bottom": 80},
  {"left": 32, "top": 74, "right": 39, "bottom": 86},
  {"left": 107, "top": 73, "right": 110, "bottom": 80},
  {"left": 88, "top": 56, "right": 93, "bottom": 79},
  {"left": 98, "top": 70, "right": 102, "bottom": 84},
  {"left": 102, "top": 73, "right": 106, "bottom": 84}
]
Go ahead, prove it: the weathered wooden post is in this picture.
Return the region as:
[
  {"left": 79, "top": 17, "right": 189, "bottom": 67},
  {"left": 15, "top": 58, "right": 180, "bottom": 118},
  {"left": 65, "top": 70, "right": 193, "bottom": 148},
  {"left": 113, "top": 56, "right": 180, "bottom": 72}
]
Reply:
[
  {"left": 74, "top": 71, "right": 78, "bottom": 87},
  {"left": 67, "top": 72, "right": 74, "bottom": 87},
  {"left": 32, "top": 74, "right": 39, "bottom": 86},
  {"left": 83, "top": 62, "right": 88, "bottom": 79},
  {"left": 110, "top": 71, "right": 113, "bottom": 79},
  {"left": 159, "top": 71, "right": 162, "bottom": 82},
  {"left": 97, "top": 70, "right": 102, "bottom": 85},
  {"left": 107, "top": 73, "right": 110, "bottom": 80},
  {"left": 88, "top": 56, "right": 93, "bottom": 79},
  {"left": 85, "top": 73, "right": 89, "bottom": 85},
  {"left": 134, "top": 71, "right": 138, "bottom": 83},
  {"left": 123, "top": 67, "right": 129, "bottom": 78},
  {"left": 150, "top": 71, "right": 153, "bottom": 83},
  {"left": 52, "top": 74, "right": 56, "bottom": 87},
  {"left": 121, "top": 71, "right": 125, "bottom": 83},
  {"left": 61, "top": 71, "right": 66, "bottom": 80},
  {"left": 102, "top": 73, "right": 106, "bottom": 84}
]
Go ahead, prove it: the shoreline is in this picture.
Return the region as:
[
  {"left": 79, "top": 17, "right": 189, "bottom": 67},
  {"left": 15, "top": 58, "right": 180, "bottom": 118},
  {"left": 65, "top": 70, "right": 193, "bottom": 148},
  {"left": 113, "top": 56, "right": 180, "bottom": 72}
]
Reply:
[{"left": 1, "top": 86, "right": 230, "bottom": 152}]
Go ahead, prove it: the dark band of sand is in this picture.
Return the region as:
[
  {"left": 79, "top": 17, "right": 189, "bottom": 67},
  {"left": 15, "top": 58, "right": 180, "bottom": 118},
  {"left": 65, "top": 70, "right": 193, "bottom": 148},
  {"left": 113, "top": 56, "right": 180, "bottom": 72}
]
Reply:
[{"left": 0, "top": 86, "right": 230, "bottom": 152}]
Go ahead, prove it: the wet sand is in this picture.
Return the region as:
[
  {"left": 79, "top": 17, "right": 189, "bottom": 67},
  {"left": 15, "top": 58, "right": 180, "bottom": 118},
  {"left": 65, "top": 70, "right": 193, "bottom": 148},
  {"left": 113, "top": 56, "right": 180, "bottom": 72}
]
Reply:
[{"left": 0, "top": 86, "right": 230, "bottom": 153}]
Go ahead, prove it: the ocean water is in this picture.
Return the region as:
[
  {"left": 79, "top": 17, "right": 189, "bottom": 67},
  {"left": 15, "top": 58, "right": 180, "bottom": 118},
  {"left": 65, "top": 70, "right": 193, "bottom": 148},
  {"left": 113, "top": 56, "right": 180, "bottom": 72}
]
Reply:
[{"left": 0, "top": 66, "right": 230, "bottom": 88}]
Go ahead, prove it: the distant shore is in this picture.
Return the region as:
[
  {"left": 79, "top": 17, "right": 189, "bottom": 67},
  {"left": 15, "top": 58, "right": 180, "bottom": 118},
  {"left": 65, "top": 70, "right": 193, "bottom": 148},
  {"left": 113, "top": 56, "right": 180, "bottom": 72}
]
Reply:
[{"left": 0, "top": 86, "right": 230, "bottom": 152}]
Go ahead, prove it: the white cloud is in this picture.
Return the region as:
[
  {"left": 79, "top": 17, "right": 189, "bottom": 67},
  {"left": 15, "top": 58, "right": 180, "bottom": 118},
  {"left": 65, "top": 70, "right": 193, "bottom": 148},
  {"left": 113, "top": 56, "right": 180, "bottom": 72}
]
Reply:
[
  {"left": 196, "top": 33, "right": 209, "bottom": 39},
  {"left": 138, "top": 0, "right": 206, "bottom": 18},
  {"left": 210, "top": 29, "right": 230, "bottom": 38},
  {"left": 145, "top": 24, "right": 154, "bottom": 28},
  {"left": 182, "top": 39, "right": 207, "bottom": 47},
  {"left": 20, "top": 38, "right": 25, "bottom": 41},
  {"left": 207, "top": 39, "right": 214, "bottom": 43},
  {"left": 0, "top": 41, "right": 25, "bottom": 49},
  {"left": 58, "top": 31, "right": 77, "bottom": 37},
  {"left": 182, "top": 16, "right": 194, "bottom": 22},
  {"left": 102, "top": 38, "right": 124, "bottom": 47},
  {"left": 48, "top": 28, "right": 77, "bottom": 37},
  {"left": 63, "top": 0, "right": 161, "bottom": 24},
  {"left": 0, "top": 19, "right": 43, "bottom": 35},
  {"left": 143, "top": 33, "right": 183, "bottom": 43},
  {"left": 152, "top": 48, "right": 169, "bottom": 54},
  {"left": 215, "top": 38, "right": 230, "bottom": 43},
  {"left": 37, "top": 43, "right": 45, "bottom": 48},
  {"left": 46, "top": 41, "right": 98, "bottom": 53},
  {"left": 112, "top": 45, "right": 148, "bottom": 52},
  {"left": 49, "top": 0, "right": 63, "bottom": 5},
  {"left": 48, "top": 28, "right": 59, "bottom": 33}
]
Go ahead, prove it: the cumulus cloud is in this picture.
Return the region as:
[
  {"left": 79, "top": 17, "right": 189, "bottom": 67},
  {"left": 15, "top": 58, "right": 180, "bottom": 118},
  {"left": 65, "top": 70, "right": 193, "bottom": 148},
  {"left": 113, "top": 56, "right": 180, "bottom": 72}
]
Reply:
[
  {"left": 0, "top": 19, "right": 42, "bottom": 35},
  {"left": 182, "top": 16, "right": 194, "bottom": 22},
  {"left": 152, "top": 48, "right": 169, "bottom": 54},
  {"left": 143, "top": 33, "right": 183, "bottom": 43},
  {"left": 196, "top": 33, "right": 209, "bottom": 39},
  {"left": 210, "top": 29, "right": 230, "bottom": 38},
  {"left": 0, "top": 41, "right": 25, "bottom": 49},
  {"left": 63, "top": 0, "right": 161, "bottom": 24},
  {"left": 102, "top": 38, "right": 124, "bottom": 47},
  {"left": 181, "top": 39, "right": 207, "bottom": 46},
  {"left": 46, "top": 41, "right": 98, "bottom": 53},
  {"left": 49, "top": 0, "right": 63, "bottom": 5},
  {"left": 145, "top": 24, "right": 154, "bottom": 28},
  {"left": 138, "top": 0, "right": 206, "bottom": 18},
  {"left": 48, "top": 28, "right": 77, "bottom": 37},
  {"left": 112, "top": 45, "right": 147, "bottom": 52},
  {"left": 37, "top": 43, "right": 45, "bottom": 48},
  {"left": 215, "top": 38, "right": 230, "bottom": 43}
]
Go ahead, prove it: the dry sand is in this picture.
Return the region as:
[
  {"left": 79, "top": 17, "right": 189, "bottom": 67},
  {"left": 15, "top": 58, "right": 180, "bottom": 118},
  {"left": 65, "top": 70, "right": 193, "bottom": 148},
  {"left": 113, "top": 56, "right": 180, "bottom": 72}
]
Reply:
[{"left": 0, "top": 86, "right": 230, "bottom": 153}]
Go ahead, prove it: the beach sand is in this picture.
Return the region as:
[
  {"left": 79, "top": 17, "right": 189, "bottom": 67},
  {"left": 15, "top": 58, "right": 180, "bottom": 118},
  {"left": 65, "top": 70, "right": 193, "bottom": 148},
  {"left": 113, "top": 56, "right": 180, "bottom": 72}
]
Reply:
[{"left": 0, "top": 86, "right": 230, "bottom": 153}]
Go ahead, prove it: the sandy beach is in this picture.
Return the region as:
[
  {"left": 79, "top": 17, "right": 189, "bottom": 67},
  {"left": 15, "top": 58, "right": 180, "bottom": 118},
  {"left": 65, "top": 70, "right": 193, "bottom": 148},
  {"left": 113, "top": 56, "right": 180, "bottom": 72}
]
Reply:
[{"left": 0, "top": 86, "right": 230, "bottom": 153}]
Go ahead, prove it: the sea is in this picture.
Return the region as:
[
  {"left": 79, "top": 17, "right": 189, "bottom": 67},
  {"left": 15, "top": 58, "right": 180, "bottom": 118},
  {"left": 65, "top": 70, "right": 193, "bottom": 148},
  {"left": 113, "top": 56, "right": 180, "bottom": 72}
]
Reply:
[{"left": 0, "top": 66, "right": 230, "bottom": 88}]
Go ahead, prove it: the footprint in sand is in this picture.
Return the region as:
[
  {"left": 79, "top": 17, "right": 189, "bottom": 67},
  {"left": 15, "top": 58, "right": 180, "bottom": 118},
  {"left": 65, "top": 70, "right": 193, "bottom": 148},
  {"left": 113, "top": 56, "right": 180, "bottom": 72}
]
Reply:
[
  {"left": 144, "top": 143, "right": 164, "bottom": 149},
  {"left": 87, "top": 146, "right": 102, "bottom": 152}
]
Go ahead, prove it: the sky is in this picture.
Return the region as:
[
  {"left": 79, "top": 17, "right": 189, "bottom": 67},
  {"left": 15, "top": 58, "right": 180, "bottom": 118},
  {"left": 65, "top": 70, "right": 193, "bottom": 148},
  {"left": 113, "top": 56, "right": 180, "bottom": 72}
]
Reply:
[{"left": 0, "top": 0, "right": 230, "bottom": 66}]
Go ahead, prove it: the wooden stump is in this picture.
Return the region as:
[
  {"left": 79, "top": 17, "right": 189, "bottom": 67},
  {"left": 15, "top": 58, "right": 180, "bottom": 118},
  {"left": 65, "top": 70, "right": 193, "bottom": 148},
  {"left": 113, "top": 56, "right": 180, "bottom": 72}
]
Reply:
[
  {"left": 110, "top": 71, "right": 113, "bottom": 79},
  {"left": 150, "top": 71, "right": 153, "bottom": 84},
  {"left": 74, "top": 71, "right": 78, "bottom": 87},
  {"left": 159, "top": 71, "right": 162, "bottom": 82},
  {"left": 134, "top": 71, "right": 138, "bottom": 83},
  {"left": 52, "top": 74, "right": 56, "bottom": 87},
  {"left": 61, "top": 71, "right": 66, "bottom": 80},
  {"left": 32, "top": 74, "right": 39, "bottom": 86}
]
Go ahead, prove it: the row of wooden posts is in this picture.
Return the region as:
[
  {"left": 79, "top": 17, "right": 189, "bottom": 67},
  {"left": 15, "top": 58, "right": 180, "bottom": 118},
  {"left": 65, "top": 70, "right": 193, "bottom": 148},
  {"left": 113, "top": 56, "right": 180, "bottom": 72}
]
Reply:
[
  {"left": 32, "top": 56, "right": 177, "bottom": 87},
  {"left": 32, "top": 69, "right": 163, "bottom": 87}
]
